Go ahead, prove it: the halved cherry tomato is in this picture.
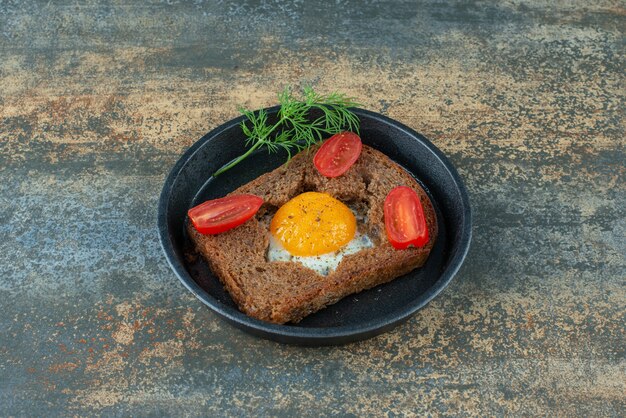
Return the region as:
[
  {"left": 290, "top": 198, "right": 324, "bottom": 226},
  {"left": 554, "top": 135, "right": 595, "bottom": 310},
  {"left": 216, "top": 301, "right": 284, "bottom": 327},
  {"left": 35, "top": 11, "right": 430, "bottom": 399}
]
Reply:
[
  {"left": 188, "top": 194, "right": 263, "bottom": 235},
  {"left": 313, "top": 131, "right": 362, "bottom": 178},
  {"left": 384, "top": 186, "right": 429, "bottom": 249}
]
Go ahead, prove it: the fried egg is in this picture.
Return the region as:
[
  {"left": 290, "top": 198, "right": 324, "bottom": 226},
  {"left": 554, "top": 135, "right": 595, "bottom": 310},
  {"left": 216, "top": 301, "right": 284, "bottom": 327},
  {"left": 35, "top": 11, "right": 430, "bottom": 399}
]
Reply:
[{"left": 267, "top": 192, "right": 374, "bottom": 275}]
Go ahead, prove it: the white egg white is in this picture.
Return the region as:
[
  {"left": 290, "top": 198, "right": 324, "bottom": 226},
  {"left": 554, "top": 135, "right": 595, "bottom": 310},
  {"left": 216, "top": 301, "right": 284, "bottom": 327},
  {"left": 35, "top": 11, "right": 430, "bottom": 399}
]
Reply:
[{"left": 267, "top": 233, "right": 374, "bottom": 276}]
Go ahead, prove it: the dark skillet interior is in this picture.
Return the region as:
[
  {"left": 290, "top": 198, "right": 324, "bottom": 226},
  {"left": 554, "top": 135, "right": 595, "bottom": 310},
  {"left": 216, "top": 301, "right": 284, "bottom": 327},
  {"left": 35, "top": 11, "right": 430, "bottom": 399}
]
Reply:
[{"left": 158, "top": 107, "right": 471, "bottom": 345}]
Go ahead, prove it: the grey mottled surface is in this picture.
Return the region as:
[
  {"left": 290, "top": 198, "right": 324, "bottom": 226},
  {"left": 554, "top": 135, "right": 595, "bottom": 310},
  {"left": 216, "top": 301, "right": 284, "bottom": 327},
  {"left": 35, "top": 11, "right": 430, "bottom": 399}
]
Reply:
[{"left": 1, "top": 0, "right": 625, "bottom": 416}]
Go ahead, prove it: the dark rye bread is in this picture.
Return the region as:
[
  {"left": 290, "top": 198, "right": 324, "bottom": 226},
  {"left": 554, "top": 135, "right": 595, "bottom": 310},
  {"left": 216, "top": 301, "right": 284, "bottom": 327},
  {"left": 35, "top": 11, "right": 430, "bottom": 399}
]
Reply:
[{"left": 187, "top": 144, "right": 438, "bottom": 324}]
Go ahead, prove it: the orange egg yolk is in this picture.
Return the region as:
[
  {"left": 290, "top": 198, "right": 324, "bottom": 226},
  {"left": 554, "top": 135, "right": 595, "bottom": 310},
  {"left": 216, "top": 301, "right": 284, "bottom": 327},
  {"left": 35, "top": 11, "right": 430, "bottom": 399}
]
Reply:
[{"left": 270, "top": 192, "right": 356, "bottom": 256}]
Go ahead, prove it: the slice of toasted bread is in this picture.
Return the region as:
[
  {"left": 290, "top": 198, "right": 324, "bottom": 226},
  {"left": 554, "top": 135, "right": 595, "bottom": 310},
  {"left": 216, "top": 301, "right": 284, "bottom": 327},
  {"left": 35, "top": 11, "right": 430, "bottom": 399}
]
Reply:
[{"left": 187, "top": 144, "right": 438, "bottom": 324}]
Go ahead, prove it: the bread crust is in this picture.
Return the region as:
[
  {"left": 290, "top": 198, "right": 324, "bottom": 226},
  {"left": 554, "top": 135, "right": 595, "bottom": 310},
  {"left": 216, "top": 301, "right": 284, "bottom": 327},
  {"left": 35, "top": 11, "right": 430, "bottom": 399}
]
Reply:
[{"left": 187, "top": 144, "right": 438, "bottom": 324}]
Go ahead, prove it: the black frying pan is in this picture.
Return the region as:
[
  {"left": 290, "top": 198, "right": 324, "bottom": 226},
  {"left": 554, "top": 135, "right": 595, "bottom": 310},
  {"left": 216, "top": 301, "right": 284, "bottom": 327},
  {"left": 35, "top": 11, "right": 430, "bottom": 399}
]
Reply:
[{"left": 158, "top": 107, "right": 472, "bottom": 345}]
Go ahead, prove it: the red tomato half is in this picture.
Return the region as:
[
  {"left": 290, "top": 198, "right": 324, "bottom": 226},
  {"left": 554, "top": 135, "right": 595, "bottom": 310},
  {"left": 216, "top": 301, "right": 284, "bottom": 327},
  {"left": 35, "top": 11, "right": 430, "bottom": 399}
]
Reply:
[
  {"left": 188, "top": 194, "right": 263, "bottom": 235},
  {"left": 313, "top": 132, "right": 362, "bottom": 178},
  {"left": 384, "top": 186, "right": 429, "bottom": 249}
]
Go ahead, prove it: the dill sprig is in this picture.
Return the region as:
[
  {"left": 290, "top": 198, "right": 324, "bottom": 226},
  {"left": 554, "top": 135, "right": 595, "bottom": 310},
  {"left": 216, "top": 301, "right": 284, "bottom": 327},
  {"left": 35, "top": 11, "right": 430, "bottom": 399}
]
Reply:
[{"left": 212, "top": 86, "right": 360, "bottom": 176}]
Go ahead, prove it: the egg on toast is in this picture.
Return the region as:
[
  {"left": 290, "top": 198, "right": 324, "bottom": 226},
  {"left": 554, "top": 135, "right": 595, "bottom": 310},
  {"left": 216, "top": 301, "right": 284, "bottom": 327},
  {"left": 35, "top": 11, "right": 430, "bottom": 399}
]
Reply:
[{"left": 187, "top": 144, "right": 437, "bottom": 324}]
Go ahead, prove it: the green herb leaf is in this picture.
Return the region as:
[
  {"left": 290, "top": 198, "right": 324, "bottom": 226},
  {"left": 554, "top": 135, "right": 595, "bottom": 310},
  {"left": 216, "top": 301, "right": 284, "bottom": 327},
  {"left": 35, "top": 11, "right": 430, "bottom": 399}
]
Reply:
[{"left": 212, "top": 86, "right": 360, "bottom": 176}]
